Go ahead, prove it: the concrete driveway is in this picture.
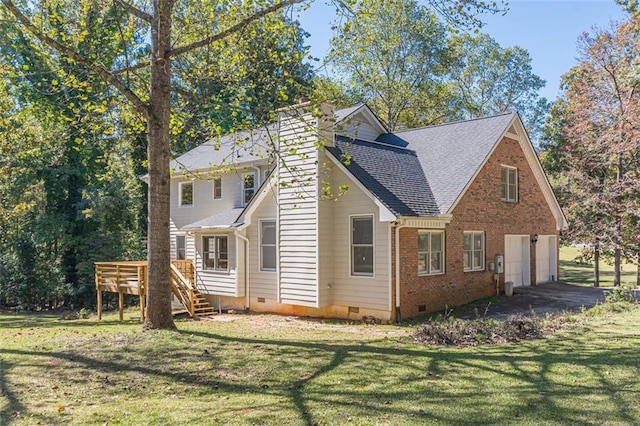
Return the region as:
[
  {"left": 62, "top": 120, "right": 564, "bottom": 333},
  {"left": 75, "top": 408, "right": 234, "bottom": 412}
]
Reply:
[{"left": 459, "top": 282, "right": 608, "bottom": 320}]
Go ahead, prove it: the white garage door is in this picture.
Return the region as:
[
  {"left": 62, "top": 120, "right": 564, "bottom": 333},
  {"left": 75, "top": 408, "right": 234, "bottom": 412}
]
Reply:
[
  {"left": 505, "top": 235, "right": 530, "bottom": 287},
  {"left": 536, "top": 235, "right": 557, "bottom": 283}
]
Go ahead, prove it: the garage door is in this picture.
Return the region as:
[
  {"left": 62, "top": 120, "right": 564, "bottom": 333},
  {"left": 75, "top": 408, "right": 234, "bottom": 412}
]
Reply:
[
  {"left": 536, "top": 235, "right": 557, "bottom": 283},
  {"left": 505, "top": 235, "right": 530, "bottom": 287}
]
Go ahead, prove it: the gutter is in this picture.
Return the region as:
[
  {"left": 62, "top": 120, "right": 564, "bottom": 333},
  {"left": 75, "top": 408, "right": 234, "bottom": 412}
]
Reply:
[
  {"left": 234, "top": 230, "right": 250, "bottom": 311},
  {"left": 393, "top": 219, "right": 408, "bottom": 323}
]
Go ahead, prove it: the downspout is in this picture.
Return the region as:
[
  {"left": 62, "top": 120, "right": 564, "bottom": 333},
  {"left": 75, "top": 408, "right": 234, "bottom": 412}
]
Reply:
[
  {"left": 394, "top": 219, "right": 408, "bottom": 324},
  {"left": 234, "top": 230, "right": 250, "bottom": 311}
]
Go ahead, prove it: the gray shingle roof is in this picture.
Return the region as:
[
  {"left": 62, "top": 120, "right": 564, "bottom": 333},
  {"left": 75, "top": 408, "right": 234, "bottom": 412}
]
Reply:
[
  {"left": 327, "top": 136, "right": 440, "bottom": 216},
  {"left": 170, "top": 106, "right": 372, "bottom": 173},
  {"left": 170, "top": 125, "right": 278, "bottom": 173},
  {"left": 377, "top": 112, "right": 516, "bottom": 213},
  {"left": 181, "top": 208, "right": 245, "bottom": 230}
]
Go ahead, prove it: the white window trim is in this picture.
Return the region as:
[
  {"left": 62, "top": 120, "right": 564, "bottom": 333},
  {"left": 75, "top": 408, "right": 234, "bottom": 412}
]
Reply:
[
  {"left": 212, "top": 176, "right": 222, "bottom": 200},
  {"left": 259, "top": 219, "right": 277, "bottom": 272},
  {"left": 202, "top": 235, "right": 229, "bottom": 272},
  {"left": 176, "top": 235, "right": 186, "bottom": 260},
  {"left": 501, "top": 165, "right": 518, "bottom": 203},
  {"left": 350, "top": 214, "right": 375, "bottom": 278},
  {"left": 242, "top": 172, "right": 256, "bottom": 206},
  {"left": 418, "top": 230, "right": 445, "bottom": 276},
  {"left": 178, "top": 181, "right": 194, "bottom": 207},
  {"left": 463, "top": 231, "right": 485, "bottom": 272}
]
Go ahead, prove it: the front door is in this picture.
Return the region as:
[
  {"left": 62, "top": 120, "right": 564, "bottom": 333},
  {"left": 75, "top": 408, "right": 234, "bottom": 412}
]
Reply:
[{"left": 505, "top": 235, "right": 530, "bottom": 287}]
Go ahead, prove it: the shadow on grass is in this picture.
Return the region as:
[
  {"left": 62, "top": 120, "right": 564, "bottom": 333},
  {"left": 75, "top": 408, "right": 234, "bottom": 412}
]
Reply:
[
  {"left": 1, "top": 319, "right": 639, "bottom": 425},
  {"left": 0, "top": 311, "right": 140, "bottom": 329},
  {"left": 0, "top": 357, "right": 26, "bottom": 425}
]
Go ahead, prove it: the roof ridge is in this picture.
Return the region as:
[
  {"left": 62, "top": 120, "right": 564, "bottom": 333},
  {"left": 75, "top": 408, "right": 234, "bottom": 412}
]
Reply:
[
  {"left": 390, "top": 111, "right": 516, "bottom": 135},
  {"left": 336, "top": 134, "right": 413, "bottom": 152}
]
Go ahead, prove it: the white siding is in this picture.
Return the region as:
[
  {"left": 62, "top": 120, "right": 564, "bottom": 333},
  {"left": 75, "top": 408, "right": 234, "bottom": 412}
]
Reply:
[
  {"left": 170, "top": 169, "right": 266, "bottom": 229},
  {"left": 247, "top": 190, "right": 278, "bottom": 299},
  {"left": 194, "top": 233, "right": 239, "bottom": 296},
  {"left": 328, "top": 166, "right": 390, "bottom": 311},
  {"left": 277, "top": 110, "right": 319, "bottom": 307},
  {"left": 336, "top": 112, "right": 382, "bottom": 141}
]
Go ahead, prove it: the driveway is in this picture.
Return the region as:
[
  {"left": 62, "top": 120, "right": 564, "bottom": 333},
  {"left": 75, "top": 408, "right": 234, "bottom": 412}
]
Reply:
[{"left": 459, "top": 282, "right": 608, "bottom": 320}]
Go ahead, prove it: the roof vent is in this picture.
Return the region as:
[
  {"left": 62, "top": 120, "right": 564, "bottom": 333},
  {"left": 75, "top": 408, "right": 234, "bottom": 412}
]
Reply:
[{"left": 507, "top": 124, "right": 518, "bottom": 135}]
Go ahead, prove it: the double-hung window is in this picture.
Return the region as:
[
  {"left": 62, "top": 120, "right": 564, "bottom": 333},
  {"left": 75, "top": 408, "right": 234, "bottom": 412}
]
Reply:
[
  {"left": 260, "top": 220, "right": 276, "bottom": 271},
  {"left": 501, "top": 166, "right": 518, "bottom": 202},
  {"left": 203, "top": 236, "right": 228, "bottom": 271},
  {"left": 463, "top": 231, "right": 485, "bottom": 271},
  {"left": 351, "top": 216, "right": 374, "bottom": 276},
  {"left": 243, "top": 173, "right": 255, "bottom": 205},
  {"left": 176, "top": 235, "right": 186, "bottom": 260},
  {"left": 179, "top": 181, "right": 193, "bottom": 207},
  {"left": 213, "top": 177, "right": 222, "bottom": 200},
  {"left": 418, "top": 231, "right": 444, "bottom": 275}
]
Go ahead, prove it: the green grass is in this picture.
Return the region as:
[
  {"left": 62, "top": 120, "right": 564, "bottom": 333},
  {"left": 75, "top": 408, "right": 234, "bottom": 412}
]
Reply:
[
  {"left": 560, "top": 246, "right": 637, "bottom": 287},
  {"left": 2, "top": 307, "right": 640, "bottom": 425}
]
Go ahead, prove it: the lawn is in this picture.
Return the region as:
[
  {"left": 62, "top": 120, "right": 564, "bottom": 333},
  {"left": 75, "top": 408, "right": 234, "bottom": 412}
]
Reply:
[
  {"left": 560, "top": 246, "right": 637, "bottom": 287},
  {"left": 1, "top": 307, "right": 640, "bottom": 425}
]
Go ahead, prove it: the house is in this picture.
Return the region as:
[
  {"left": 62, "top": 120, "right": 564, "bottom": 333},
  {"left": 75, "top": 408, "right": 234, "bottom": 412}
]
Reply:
[{"left": 167, "top": 103, "right": 567, "bottom": 322}]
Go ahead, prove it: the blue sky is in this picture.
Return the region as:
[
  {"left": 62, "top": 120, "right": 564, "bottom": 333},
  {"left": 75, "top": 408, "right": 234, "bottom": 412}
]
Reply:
[{"left": 298, "top": 0, "right": 629, "bottom": 101}]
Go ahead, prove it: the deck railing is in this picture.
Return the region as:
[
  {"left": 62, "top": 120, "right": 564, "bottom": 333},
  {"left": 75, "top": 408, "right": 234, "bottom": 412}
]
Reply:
[
  {"left": 95, "top": 261, "right": 147, "bottom": 321},
  {"left": 95, "top": 259, "right": 204, "bottom": 320}
]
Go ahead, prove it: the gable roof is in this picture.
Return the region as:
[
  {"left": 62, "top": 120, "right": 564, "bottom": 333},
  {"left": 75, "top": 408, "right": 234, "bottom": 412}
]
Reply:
[
  {"left": 326, "top": 136, "right": 440, "bottom": 216},
  {"left": 170, "top": 125, "right": 277, "bottom": 174},
  {"left": 376, "top": 112, "right": 517, "bottom": 214},
  {"left": 170, "top": 105, "right": 384, "bottom": 174}
]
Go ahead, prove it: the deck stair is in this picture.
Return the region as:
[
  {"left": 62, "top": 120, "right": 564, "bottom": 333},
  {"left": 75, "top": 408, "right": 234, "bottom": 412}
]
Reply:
[
  {"left": 95, "top": 259, "right": 215, "bottom": 321},
  {"left": 170, "top": 262, "right": 216, "bottom": 318}
]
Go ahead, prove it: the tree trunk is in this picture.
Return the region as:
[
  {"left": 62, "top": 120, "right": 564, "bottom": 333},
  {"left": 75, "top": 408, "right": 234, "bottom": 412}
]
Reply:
[
  {"left": 594, "top": 238, "right": 600, "bottom": 288},
  {"left": 613, "top": 153, "right": 623, "bottom": 287},
  {"left": 636, "top": 248, "right": 639, "bottom": 287},
  {"left": 143, "top": 0, "right": 175, "bottom": 330}
]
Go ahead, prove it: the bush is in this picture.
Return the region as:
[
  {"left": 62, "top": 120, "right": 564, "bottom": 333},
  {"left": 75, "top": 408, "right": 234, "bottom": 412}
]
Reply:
[
  {"left": 604, "top": 287, "right": 637, "bottom": 303},
  {"left": 414, "top": 313, "right": 544, "bottom": 346}
]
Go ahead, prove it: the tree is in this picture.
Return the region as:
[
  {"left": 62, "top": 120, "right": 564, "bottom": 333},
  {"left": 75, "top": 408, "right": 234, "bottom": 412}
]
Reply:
[
  {"left": 1, "top": 0, "right": 311, "bottom": 329},
  {"left": 328, "top": 0, "right": 453, "bottom": 130},
  {"left": 542, "top": 19, "right": 640, "bottom": 286},
  {"left": 447, "top": 33, "right": 549, "bottom": 141},
  {"left": 0, "top": 7, "right": 148, "bottom": 308}
]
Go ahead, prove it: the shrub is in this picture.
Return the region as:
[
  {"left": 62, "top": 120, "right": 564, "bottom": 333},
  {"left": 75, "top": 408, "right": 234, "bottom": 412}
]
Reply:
[
  {"left": 604, "top": 287, "right": 637, "bottom": 303},
  {"left": 414, "top": 313, "right": 544, "bottom": 346}
]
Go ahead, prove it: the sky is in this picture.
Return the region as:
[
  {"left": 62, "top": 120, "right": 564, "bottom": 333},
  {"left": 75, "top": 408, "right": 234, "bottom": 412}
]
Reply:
[{"left": 297, "top": 0, "right": 629, "bottom": 101}]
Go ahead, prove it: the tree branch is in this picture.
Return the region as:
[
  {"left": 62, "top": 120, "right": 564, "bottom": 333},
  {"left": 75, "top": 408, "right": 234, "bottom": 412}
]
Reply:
[
  {"left": 168, "top": 0, "right": 303, "bottom": 58},
  {"left": 113, "top": 61, "right": 151, "bottom": 74},
  {"left": 1, "top": 0, "right": 149, "bottom": 118},
  {"left": 113, "top": 0, "right": 152, "bottom": 22}
]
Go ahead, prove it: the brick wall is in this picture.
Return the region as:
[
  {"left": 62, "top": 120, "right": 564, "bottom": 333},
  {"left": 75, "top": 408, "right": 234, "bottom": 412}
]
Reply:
[{"left": 396, "top": 136, "right": 559, "bottom": 319}]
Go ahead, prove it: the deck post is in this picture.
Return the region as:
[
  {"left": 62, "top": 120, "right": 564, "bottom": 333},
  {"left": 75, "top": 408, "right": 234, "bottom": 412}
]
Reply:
[{"left": 97, "top": 289, "right": 102, "bottom": 320}]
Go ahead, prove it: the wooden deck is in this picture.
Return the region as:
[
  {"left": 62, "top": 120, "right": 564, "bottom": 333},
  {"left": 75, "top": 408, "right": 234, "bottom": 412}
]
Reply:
[{"left": 95, "top": 259, "right": 215, "bottom": 321}]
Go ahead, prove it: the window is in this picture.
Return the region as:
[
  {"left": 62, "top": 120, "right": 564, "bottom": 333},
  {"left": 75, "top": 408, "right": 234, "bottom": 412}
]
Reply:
[
  {"left": 203, "top": 236, "right": 228, "bottom": 271},
  {"left": 260, "top": 220, "right": 276, "bottom": 271},
  {"left": 418, "top": 231, "right": 444, "bottom": 275},
  {"left": 263, "top": 168, "right": 272, "bottom": 182},
  {"left": 501, "top": 166, "right": 518, "bottom": 202},
  {"left": 179, "top": 181, "right": 193, "bottom": 206},
  {"left": 351, "top": 216, "right": 374, "bottom": 276},
  {"left": 176, "top": 235, "right": 186, "bottom": 260},
  {"left": 243, "top": 173, "right": 255, "bottom": 205},
  {"left": 213, "top": 177, "right": 222, "bottom": 200},
  {"left": 464, "top": 232, "right": 485, "bottom": 271}
]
